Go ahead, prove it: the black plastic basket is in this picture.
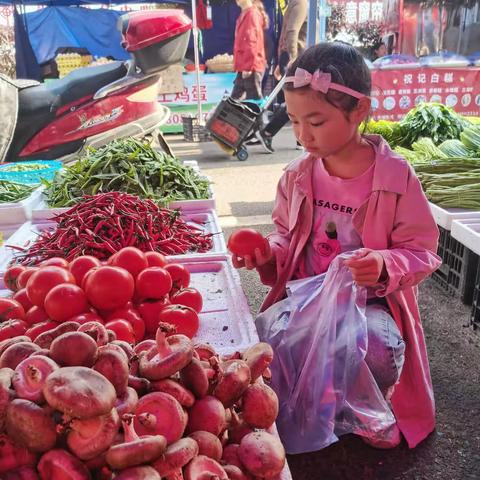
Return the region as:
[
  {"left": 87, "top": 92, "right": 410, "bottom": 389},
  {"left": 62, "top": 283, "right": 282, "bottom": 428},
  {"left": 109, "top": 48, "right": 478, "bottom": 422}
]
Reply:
[
  {"left": 205, "top": 97, "right": 260, "bottom": 150},
  {"left": 182, "top": 115, "right": 211, "bottom": 143},
  {"left": 431, "top": 226, "right": 479, "bottom": 305},
  {"left": 471, "top": 264, "right": 480, "bottom": 330}
]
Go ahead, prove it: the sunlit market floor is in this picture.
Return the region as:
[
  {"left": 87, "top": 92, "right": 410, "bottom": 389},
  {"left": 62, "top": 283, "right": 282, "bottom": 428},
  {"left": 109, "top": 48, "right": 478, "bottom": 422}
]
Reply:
[{"left": 167, "top": 127, "right": 480, "bottom": 480}]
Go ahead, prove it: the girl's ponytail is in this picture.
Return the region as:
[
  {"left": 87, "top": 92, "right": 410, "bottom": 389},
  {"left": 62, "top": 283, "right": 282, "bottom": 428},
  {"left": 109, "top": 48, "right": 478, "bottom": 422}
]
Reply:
[{"left": 253, "top": 0, "right": 270, "bottom": 30}]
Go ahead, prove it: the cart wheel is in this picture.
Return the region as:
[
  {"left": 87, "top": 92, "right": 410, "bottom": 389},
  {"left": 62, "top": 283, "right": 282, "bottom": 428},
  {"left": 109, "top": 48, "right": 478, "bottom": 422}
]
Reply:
[{"left": 237, "top": 148, "right": 249, "bottom": 161}]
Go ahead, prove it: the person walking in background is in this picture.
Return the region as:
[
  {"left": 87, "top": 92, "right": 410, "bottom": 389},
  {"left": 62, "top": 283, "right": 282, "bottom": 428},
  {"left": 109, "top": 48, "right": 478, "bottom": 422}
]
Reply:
[
  {"left": 256, "top": 0, "right": 307, "bottom": 153},
  {"left": 231, "top": 0, "right": 268, "bottom": 100}
]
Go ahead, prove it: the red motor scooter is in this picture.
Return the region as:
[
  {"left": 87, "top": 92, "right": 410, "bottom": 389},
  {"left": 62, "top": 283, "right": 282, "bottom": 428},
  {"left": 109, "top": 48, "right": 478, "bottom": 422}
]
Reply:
[{"left": 1, "top": 9, "right": 191, "bottom": 163}]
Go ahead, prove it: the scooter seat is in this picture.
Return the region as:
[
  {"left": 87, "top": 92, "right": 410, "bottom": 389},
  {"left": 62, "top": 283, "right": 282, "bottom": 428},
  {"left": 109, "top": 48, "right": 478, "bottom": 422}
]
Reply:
[
  {"left": 48, "top": 61, "right": 128, "bottom": 106},
  {"left": 8, "top": 62, "right": 128, "bottom": 162}
]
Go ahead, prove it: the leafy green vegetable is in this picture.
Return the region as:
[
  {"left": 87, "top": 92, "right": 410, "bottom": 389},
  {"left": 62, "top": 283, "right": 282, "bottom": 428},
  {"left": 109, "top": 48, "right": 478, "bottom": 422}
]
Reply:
[
  {"left": 438, "top": 139, "right": 473, "bottom": 158},
  {"left": 364, "top": 119, "right": 403, "bottom": 147},
  {"left": 2, "top": 163, "right": 49, "bottom": 172},
  {"left": 44, "top": 138, "right": 211, "bottom": 208},
  {"left": 398, "top": 103, "right": 468, "bottom": 147},
  {"left": 0, "top": 180, "right": 37, "bottom": 203}
]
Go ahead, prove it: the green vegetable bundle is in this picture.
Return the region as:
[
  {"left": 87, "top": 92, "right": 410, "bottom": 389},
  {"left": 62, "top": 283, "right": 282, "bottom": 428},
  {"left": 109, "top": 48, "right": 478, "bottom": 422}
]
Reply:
[
  {"left": 2, "top": 163, "right": 49, "bottom": 172},
  {"left": 398, "top": 103, "right": 469, "bottom": 147},
  {"left": 364, "top": 120, "right": 402, "bottom": 147},
  {"left": 44, "top": 138, "right": 211, "bottom": 208},
  {"left": 0, "top": 180, "right": 37, "bottom": 203}
]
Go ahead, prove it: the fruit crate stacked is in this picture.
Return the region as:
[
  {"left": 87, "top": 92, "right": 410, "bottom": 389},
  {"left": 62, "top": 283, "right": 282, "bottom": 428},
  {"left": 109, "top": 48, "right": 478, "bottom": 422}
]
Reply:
[
  {"left": 451, "top": 220, "right": 480, "bottom": 329},
  {"left": 428, "top": 203, "right": 480, "bottom": 304}
]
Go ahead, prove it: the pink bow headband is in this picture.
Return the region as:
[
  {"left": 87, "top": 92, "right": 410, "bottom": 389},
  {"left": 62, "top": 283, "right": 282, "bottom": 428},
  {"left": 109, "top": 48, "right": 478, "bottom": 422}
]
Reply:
[{"left": 285, "top": 68, "right": 366, "bottom": 99}]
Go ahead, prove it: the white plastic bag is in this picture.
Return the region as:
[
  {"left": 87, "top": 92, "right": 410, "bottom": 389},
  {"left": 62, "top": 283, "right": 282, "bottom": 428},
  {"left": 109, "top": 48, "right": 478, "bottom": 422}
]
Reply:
[{"left": 255, "top": 254, "right": 396, "bottom": 454}]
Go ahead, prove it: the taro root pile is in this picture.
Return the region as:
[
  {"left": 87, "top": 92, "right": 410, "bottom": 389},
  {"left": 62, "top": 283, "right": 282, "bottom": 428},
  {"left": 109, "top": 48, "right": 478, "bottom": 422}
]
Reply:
[{"left": 0, "top": 324, "right": 286, "bottom": 480}]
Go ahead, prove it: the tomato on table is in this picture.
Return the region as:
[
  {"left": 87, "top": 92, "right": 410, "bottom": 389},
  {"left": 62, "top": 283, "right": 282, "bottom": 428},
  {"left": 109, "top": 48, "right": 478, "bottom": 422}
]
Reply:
[
  {"left": 12, "top": 289, "right": 34, "bottom": 313},
  {"left": 84, "top": 266, "right": 134, "bottom": 311},
  {"left": 137, "top": 299, "right": 170, "bottom": 336},
  {"left": 158, "top": 304, "right": 199, "bottom": 339},
  {"left": 69, "top": 256, "right": 102, "bottom": 285},
  {"left": 135, "top": 267, "right": 172, "bottom": 300},
  {"left": 110, "top": 247, "right": 148, "bottom": 278},
  {"left": 3, "top": 265, "right": 26, "bottom": 292},
  {"left": 164, "top": 264, "right": 190, "bottom": 292},
  {"left": 0, "top": 319, "right": 28, "bottom": 341},
  {"left": 0, "top": 298, "right": 25, "bottom": 322},
  {"left": 26, "top": 266, "right": 75, "bottom": 307},
  {"left": 44, "top": 284, "right": 89, "bottom": 323},
  {"left": 105, "top": 319, "right": 135, "bottom": 344},
  {"left": 24, "top": 306, "right": 49, "bottom": 326},
  {"left": 170, "top": 288, "right": 203, "bottom": 313},
  {"left": 145, "top": 252, "right": 167, "bottom": 268},
  {"left": 106, "top": 306, "right": 145, "bottom": 343}
]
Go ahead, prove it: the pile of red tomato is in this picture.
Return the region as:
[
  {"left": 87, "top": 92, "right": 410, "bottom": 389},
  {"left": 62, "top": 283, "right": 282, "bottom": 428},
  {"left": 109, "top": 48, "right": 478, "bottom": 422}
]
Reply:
[{"left": 0, "top": 248, "right": 203, "bottom": 344}]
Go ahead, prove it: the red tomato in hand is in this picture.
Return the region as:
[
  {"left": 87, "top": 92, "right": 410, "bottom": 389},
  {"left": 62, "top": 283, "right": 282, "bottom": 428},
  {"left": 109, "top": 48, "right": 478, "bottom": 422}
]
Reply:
[
  {"left": 106, "top": 306, "right": 145, "bottom": 343},
  {"left": 84, "top": 266, "right": 134, "bottom": 311},
  {"left": 158, "top": 304, "right": 199, "bottom": 338},
  {"left": 24, "top": 306, "right": 49, "bottom": 326},
  {"left": 0, "top": 319, "right": 28, "bottom": 341},
  {"left": 25, "top": 320, "right": 58, "bottom": 341},
  {"left": 44, "top": 283, "right": 89, "bottom": 323},
  {"left": 26, "top": 266, "right": 75, "bottom": 307},
  {"left": 105, "top": 319, "right": 135, "bottom": 344},
  {"left": 164, "top": 264, "right": 190, "bottom": 291},
  {"left": 170, "top": 288, "right": 203, "bottom": 313},
  {"left": 69, "top": 256, "right": 102, "bottom": 285},
  {"left": 145, "top": 252, "right": 167, "bottom": 268},
  {"left": 0, "top": 298, "right": 25, "bottom": 322},
  {"left": 135, "top": 267, "right": 172, "bottom": 300},
  {"left": 12, "top": 289, "right": 34, "bottom": 313},
  {"left": 68, "top": 312, "right": 104, "bottom": 325},
  {"left": 40, "top": 257, "right": 69, "bottom": 268},
  {"left": 110, "top": 247, "right": 148, "bottom": 278},
  {"left": 3, "top": 265, "right": 26, "bottom": 292},
  {"left": 227, "top": 228, "right": 268, "bottom": 257},
  {"left": 17, "top": 268, "right": 38, "bottom": 289},
  {"left": 137, "top": 299, "right": 170, "bottom": 335}
]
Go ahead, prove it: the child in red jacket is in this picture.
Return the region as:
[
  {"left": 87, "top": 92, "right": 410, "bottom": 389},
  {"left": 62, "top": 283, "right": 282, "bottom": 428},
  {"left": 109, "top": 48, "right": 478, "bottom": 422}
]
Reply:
[{"left": 231, "top": 0, "right": 268, "bottom": 100}]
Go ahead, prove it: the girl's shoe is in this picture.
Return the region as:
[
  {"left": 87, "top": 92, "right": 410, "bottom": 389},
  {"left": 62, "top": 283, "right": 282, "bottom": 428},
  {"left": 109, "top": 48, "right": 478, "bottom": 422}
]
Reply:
[{"left": 361, "top": 423, "right": 402, "bottom": 449}]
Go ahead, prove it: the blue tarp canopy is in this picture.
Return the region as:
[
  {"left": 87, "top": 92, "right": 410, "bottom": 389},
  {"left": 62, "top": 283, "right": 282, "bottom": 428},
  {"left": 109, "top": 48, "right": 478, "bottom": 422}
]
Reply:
[{"left": 0, "top": 1, "right": 167, "bottom": 5}]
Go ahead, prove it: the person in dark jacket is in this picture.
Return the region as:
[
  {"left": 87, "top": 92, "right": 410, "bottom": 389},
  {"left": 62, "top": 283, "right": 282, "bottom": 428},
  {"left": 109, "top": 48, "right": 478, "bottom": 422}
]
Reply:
[
  {"left": 257, "top": 0, "right": 307, "bottom": 153},
  {"left": 231, "top": 0, "right": 268, "bottom": 100}
]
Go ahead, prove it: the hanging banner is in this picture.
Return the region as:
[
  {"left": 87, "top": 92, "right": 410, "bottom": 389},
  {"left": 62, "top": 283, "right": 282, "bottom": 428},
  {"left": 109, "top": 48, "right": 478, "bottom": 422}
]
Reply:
[
  {"left": 371, "top": 67, "right": 480, "bottom": 121},
  {"left": 159, "top": 72, "right": 235, "bottom": 133}
]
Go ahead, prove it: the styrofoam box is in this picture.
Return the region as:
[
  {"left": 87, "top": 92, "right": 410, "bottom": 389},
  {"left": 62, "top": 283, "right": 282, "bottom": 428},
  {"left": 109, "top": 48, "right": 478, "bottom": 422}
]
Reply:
[
  {"left": 179, "top": 258, "right": 258, "bottom": 353},
  {"left": 451, "top": 220, "right": 480, "bottom": 256},
  {"left": 0, "top": 187, "right": 43, "bottom": 225},
  {"left": 429, "top": 202, "right": 480, "bottom": 230},
  {"left": 168, "top": 209, "right": 227, "bottom": 260}
]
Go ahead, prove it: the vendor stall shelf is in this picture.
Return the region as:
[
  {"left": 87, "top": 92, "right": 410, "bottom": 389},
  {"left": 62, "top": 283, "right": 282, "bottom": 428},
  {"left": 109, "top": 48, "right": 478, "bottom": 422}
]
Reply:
[
  {"left": 429, "top": 203, "right": 480, "bottom": 304},
  {"left": 451, "top": 220, "right": 480, "bottom": 329}
]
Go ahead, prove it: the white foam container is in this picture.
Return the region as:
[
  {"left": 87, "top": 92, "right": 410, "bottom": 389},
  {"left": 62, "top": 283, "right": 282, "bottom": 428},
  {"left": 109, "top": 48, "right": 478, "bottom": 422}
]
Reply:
[
  {"left": 0, "top": 187, "right": 43, "bottom": 225},
  {"left": 429, "top": 202, "right": 480, "bottom": 230},
  {"left": 168, "top": 209, "right": 227, "bottom": 260},
  {"left": 178, "top": 258, "right": 258, "bottom": 353},
  {"left": 451, "top": 220, "right": 480, "bottom": 256}
]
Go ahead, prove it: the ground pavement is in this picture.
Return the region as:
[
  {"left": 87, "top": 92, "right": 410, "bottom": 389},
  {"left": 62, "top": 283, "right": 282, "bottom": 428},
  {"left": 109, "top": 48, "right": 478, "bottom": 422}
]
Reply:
[{"left": 167, "top": 128, "right": 480, "bottom": 480}]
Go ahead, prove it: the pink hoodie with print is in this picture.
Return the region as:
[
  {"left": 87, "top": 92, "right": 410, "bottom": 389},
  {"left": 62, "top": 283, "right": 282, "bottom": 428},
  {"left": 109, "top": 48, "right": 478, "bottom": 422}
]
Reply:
[{"left": 257, "top": 135, "right": 442, "bottom": 449}]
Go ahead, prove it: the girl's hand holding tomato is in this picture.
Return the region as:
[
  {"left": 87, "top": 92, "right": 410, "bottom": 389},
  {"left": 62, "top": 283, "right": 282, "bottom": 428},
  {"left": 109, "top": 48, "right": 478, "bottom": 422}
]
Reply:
[
  {"left": 228, "top": 229, "right": 273, "bottom": 270},
  {"left": 345, "top": 249, "right": 388, "bottom": 287}
]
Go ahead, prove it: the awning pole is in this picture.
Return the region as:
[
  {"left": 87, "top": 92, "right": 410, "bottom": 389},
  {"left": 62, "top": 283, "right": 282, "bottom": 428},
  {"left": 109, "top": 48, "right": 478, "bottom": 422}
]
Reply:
[{"left": 190, "top": 0, "right": 202, "bottom": 122}]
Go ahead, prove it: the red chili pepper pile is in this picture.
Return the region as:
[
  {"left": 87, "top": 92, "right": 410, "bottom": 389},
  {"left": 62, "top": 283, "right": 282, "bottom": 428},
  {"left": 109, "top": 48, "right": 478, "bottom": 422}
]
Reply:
[{"left": 12, "top": 192, "right": 214, "bottom": 264}]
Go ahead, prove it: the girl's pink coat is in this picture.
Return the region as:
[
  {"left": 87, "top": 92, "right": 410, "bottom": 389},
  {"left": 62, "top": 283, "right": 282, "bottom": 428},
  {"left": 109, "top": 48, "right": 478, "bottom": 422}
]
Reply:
[{"left": 257, "top": 135, "right": 442, "bottom": 448}]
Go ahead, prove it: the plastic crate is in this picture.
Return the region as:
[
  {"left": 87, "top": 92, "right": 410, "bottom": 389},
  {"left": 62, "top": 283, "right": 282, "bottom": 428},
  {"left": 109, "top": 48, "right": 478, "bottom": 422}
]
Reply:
[
  {"left": 0, "top": 161, "right": 62, "bottom": 184},
  {"left": 182, "top": 115, "right": 211, "bottom": 142},
  {"left": 206, "top": 97, "right": 259, "bottom": 149},
  {"left": 431, "top": 225, "right": 479, "bottom": 304},
  {"left": 472, "top": 265, "right": 480, "bottom": 330}
]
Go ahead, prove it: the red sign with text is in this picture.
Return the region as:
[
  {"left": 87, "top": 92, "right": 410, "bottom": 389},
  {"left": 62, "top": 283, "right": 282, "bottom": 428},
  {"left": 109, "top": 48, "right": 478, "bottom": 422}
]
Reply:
[{"left": 371, "top": 67, "right": 480, "bottom": 121}]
